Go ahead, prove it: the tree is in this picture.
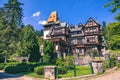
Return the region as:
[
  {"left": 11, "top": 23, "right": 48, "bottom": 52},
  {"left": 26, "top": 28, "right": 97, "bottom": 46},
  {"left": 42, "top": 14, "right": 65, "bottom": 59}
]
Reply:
[
  {"left": 102, "top": 21, "right": 107, "bottom": 38},
  {"left": 15, "top": 25, "right": 40, "bottom": 62},
  {"left": 43, "top": 40, "right": 55, "bottom": 64},
  {"left": 104, "top": 0, "right": 120, "bottom": 21},
  {"left": 0, "top": 0, "right": 23, "bottom": 63},
  {"left": 4, "top": 0, "right": 23, "bottom": 27},
  {"left": 106, "top": 22, "right": 120, "bottom": 50},
  {"left": 35, "top": 29, "right": 43, "bottom": 36}
]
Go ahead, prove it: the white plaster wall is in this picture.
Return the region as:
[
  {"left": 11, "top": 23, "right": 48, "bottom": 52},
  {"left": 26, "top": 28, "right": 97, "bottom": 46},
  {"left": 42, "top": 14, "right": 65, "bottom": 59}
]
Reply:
[{"left": 44, "top": 31, "right": 50, "bottom": 39}]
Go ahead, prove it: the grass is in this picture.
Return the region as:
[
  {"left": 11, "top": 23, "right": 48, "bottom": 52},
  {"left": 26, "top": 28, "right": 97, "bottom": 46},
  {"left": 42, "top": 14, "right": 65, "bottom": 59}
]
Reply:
[
  {"left": 16, "top": 65, "right": 91, "bottom": 79},
  {"left": 58, "top": 65, "right": 91, "bottom": 78},
  {"left": 27, "top": 72, "right": 44, "bottom": 78}
]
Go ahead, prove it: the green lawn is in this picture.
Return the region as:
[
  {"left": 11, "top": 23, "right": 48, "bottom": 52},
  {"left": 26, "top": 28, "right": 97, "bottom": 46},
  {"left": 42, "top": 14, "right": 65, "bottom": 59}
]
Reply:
[
  {"left": 27, "top": 73, "right": 44, "bottom": 78},
  {"left": 58, "top": 66, "right": 91, "bottom": 78},
  {"left": 22, "top": 65, "right": 91, "bottom": 79}
]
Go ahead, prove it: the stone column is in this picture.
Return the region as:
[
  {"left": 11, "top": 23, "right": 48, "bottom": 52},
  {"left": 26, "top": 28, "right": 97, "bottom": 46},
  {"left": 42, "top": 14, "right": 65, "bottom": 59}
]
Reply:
[
  {"left": 92, "top": 60, "right": 103, "bottom": 74},
  {"left": 44, "top": 66, "right": 57, "bottom": 79}
]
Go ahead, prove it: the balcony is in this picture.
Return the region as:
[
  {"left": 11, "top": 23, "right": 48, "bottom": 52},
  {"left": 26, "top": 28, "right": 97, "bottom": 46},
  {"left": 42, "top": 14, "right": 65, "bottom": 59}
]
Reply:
[
  {"left": 53, "top": 31, "right": 65, "bottom": 35},
  {"left": 85, "top": 41, "right": 98, "bottom": 44},
  {"left": 71, "top": 41, "right": 83, "bottom": 45},
  {"left": 71, "top": 34, "right": 84, "bottom": 37},
  {"left": 84, "top": 31, "right": 102, "bottom": 35}
]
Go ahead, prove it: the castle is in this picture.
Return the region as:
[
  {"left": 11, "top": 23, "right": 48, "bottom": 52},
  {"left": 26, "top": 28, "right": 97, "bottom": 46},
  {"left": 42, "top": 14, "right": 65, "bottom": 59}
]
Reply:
[{"left": 41, "top": 11, "right": 105, "bottom": 58}]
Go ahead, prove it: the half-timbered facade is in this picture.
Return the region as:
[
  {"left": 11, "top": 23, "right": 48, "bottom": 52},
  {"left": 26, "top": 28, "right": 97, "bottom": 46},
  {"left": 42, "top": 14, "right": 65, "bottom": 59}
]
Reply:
[{"left": 43, "top": 11, "right": 105, "bottom": 58}]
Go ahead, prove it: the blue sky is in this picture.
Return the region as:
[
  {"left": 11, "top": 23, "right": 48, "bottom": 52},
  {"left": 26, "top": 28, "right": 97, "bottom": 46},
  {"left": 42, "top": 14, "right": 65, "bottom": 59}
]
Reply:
[{"left": 0, "top": 0, "right": 117, "bottom": 30}]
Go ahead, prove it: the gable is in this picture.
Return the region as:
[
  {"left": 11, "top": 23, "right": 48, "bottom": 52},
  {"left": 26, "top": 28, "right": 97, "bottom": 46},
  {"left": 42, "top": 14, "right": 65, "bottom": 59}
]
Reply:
[{"left": 85, "top": 18, "right": 99, "bottom": 27}]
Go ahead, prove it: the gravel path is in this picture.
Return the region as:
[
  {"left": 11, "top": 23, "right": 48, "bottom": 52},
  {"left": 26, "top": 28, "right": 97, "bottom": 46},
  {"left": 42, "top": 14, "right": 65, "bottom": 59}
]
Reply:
[
  {"left": 0, "top": 70, "right": 41, "bottom": 80},
  {"left": 1, "top": 69, "right": 120, "bottom": 80},
  {"left": 90, "top": 70, "right": 120, "bottom": 80}
]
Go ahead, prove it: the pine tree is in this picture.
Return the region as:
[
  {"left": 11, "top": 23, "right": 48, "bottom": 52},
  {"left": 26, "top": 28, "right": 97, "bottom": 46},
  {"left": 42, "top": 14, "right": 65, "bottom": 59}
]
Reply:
[
  {"left": 102, "top": 21, "right": 107, "bottom": 39},
  {"left": 0, "top": 0, "right": 23, "bottom": 63}
]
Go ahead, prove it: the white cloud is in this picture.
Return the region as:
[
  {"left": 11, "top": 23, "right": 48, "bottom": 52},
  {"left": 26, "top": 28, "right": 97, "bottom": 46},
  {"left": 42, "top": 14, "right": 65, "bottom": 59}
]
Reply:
[
  {"left": 38, "top": 20, "right": 47, "bottom": 25},
  {"left": 32, "top": 11, "right": 40, "bottom": 17}
]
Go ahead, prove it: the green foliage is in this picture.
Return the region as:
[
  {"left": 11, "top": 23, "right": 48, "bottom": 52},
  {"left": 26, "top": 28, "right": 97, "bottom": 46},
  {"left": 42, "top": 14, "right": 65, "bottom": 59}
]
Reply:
[
  {"left": 109, "top": 50, "right": 120, "bottom": 55},
  {"left": 117, "top": 63, "right": 120, "bottom": 68},
  {"left": 0, "top": 0, "right": 41, "bottom": 62},
  {"left": 106, "top": 22, "right": 120, "bottom": 50},
  {"left": 0, "top": 0, "right": 23, "bottom": 63},
  {"left": 110, "top": 54, "right": 116, "bottom": 67},
  {"left": 14, "top": 25, "right": 40, "bottom": 62},
  {"left": 58, "top": 66, "right": 68, "bottom": 74},
  {"left": 56, "top": 56, "right": 74, "bottom": 74},
  {"left": 104, "top": 0, "right": 120, "bottom": 21},
  {"left": 43, "top": 40, "right": 54, "bottom": 64},
  {"left": 4, "top": 62, "right": 39, "bottom": 74},
  {"left": 43, "top": 40, "right": 54, "bottom": 56},
  {"left": 64, "top": 56, "right": 74, "bottom": 66},
  {"left": 58, "top": 66, "right": 91, "bottom": 78},
  {"left": 43, "top": 54, "right": 50, "bottom": 64},
  {"left": 56, "top": 58, "right": 64, "bottom": 66},
  {"left": 103, "top": 60, "right": 110, "bottom": 70},
  {"left": 102, "top": 21, "right": 107, "bottom": 39},
  {"left": 56, "top": 56, "right": 74, "bottom": 67},
  {"left": 34, "top": 66, "right": 44, "bottom": 75},
  {"left": 0, "top": 63, "right": 5, "bottom": 70}
]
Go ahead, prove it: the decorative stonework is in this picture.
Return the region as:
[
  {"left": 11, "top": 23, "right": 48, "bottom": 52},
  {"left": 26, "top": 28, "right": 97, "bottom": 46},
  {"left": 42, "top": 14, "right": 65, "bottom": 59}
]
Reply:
[
  {"left": 92, "top": 60, "right": 103, "bottom": 74},
  {"left": 44, "top": 66, "right": 56, "bottom": 79}
]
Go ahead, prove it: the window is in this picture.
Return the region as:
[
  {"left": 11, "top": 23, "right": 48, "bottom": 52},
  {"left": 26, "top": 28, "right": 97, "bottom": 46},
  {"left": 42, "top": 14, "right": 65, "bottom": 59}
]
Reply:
[
  {"left": 77, "top": 31, "right": 82, "bottom": 34},
  {"left": 78, "top": 38, "right": 82, "bottom": 43}
]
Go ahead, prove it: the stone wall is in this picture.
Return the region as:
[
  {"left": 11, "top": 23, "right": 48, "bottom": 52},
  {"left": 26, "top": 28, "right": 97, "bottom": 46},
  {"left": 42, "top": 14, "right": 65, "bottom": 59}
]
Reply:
[{"left": 74, "top": 56, "right": 92, "bottom": 65}]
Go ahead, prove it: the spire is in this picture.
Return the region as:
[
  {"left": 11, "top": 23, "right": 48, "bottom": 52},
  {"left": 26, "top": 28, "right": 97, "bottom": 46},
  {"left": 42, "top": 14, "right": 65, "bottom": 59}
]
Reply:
[{"left": 47, "top": 11, "right": 59, "bottom": 24}]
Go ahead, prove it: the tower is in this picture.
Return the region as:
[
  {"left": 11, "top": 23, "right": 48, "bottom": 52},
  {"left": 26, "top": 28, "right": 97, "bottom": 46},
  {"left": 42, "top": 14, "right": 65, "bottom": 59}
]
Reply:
[{"left": 43, "top": 11, "right": 59, "bottom": 39}]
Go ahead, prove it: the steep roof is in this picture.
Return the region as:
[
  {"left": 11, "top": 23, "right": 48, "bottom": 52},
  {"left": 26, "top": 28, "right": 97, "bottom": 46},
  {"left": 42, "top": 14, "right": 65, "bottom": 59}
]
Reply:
[
  {"left": 84, "top": 17, "right": 100, "bottom": 27},
  {"left": 47, "top": 11, "right": 59, "bottom": 24}
]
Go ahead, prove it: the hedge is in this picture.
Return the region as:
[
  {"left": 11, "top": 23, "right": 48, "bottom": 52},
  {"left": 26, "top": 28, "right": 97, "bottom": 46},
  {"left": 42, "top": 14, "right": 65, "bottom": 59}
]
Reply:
[{"left": 4, "top": 62, "right": 41, "bottom": 74}]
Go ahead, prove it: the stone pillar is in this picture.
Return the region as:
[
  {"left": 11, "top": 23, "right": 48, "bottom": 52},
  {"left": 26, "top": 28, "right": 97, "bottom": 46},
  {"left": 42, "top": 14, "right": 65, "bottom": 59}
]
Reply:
[
  {"left": 92, "top": 60, "right": 103, "bottom": 74},
  {"left": 44, "top": 66, "right": 56, "bottom": 79}
]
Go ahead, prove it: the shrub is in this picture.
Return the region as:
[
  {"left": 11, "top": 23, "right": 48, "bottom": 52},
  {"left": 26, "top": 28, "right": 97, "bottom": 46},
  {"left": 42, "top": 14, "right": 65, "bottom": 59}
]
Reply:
[
  {"left": 58, "top": 66, "right": 68, "bottom": 74},
  {"left": 103, "top": 61, "right": 110, "bottom": 70},
  {"left": 117, "top": 63, "right": 120, "bottom": 68},
  {"left": 56, "top": 58, "right": 65, "bottom": 66},
  {"left": 43, "top": 54, "right": 50, "bottom": 64},
  {"left": 56, "top": 56, "right": 74, "bottom": 67},
  {"left": 34, "top": 66, "right": 44, "bottom": 75},
  {"left": 4, "top": 62, "right": 40, "bottom": 74},
  {"left": 110, "top": 54, "right": 116, "bottom": 67},
  {"left": 0, "top": 63, "right": 5, "bottom": 70},
  {"left": 64, "top": 56, "right": 74, "bottom": 66},
  {"left": 5, "top": 65, "right": 27, "bottom": 74},
  {"left": 5, "top": 62, "right": 21, "bottom": 66}
]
